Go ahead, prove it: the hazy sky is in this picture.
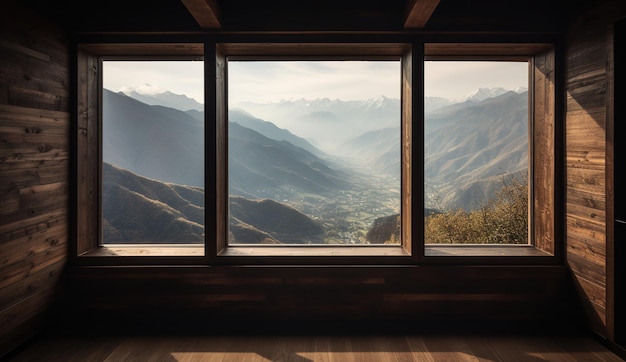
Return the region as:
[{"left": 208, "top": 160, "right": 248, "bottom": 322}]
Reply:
[
  {"left": 104, "top": 60, "right": 205, "bottom": 103},
  {"left": 103, "top": 60, "right": 528, "bottom": 104},
  {"left": 425, "top": 61, "right": 528, "bottom": 100},
  {"left": 227, "top": 61, "right": 400, "bottom": 104}
]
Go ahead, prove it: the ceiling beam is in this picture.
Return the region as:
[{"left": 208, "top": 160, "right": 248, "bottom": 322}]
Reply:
[
  {"left": 404, "top": 0, "right": 440, "bottom": 28},
  {"left": 180, "top": 0, "right": 221, "bottom": 28}
]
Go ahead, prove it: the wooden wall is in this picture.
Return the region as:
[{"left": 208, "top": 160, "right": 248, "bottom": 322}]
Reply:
[
  {"left": 0, "top": 2, "right": 70, "bottom": 357},
  {"left": 565, "top": 0, "right": 625, "bottom": 340},
  {"left": 3, "top": 0, "right": 618, "bottom": 355},
  {"left": 59, "top": 265, "right": 577, "bottom": 335}
]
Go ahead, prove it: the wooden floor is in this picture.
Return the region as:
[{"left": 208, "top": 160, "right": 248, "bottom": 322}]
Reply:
[{"left": 5, "top": 332, "right": 625, "bottom": 362}]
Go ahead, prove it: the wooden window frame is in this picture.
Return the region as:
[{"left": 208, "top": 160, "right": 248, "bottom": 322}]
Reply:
[
  {"left": 73, "top": 38, "right": 560, "bottom": 266},
  {"left": 421, "top": 42, "right": 560, "bottom": 264},
  {"left": 213, "top": 42, "right": 417, "bottom": 265}
]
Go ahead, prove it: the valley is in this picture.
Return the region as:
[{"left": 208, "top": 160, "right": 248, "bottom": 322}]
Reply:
[{"left": 101, "top": 85, "right": 528, "bottom": 245}]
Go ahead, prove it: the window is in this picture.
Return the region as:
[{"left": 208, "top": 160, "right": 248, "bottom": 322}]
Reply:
[
  {"left": 423, "top": 60, "right": 530, "bottom": 246},
  {"left": 74, "top": 41, "right": 558, "bottom": 263},
  {"left": 98, "top": 59, "right": 204, "bottom": 256},
  {"left": 421, "top": 43, "right": 559, "bottom": 258},
  {"left": 226, "top": 60, "right": 401, "bottom": 246}
]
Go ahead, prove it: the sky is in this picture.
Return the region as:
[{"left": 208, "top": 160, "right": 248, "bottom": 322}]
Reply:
[
  {"left": 103, "top": 60, "right": 528, "bottom": 104},
  {"left": 424, "top": 61, "right": 528, "bottom": 100}
]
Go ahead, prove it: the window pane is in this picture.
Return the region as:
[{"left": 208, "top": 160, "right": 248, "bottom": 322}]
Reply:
[
  {"left": 424, "top": 61, "right": 529, "bottom": 245},
  {"left": 227, "top": 60, "right": 401, "bottom": 245},
  {"left": 101, "top": 60, "right": 204, "bottom": 251}
]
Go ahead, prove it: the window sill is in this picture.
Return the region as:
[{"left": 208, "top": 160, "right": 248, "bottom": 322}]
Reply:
[
  {"left": 425, "top": 245, "right": 552, "bottom": 257},
  {"left": 78, "top": 244, "right": 552, "bottom": 264},
  {"left": 81, "top": 244, "right": 204, "bottom": 257},
  {"left": 219, "top": 245, "right": 410, "bottom": 257}
]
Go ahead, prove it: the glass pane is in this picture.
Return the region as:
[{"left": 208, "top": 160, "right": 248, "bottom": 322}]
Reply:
[
  {"left": 228, "top": 60, "right": 401, "bottom": 245},
  {"left": 101, "top": 60, "right": 204, "bottom": 252},
  {"left": 424, "top": 61, "right": 529, "bottom": 245}
]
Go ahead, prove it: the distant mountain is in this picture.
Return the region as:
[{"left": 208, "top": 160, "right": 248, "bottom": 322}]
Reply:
[
  {"left": 109, "top": 84, "right": 529, "bottom": 215},
  {"left": 229, "top": 121, "right": 349, "bottom": 199},
  {"left": 234, "top": 96, "right": 401, "bottom": 151},
  {"left": 104, "top": 89, "right": 346, "bottom": 198},
  {"left": 455, "top": 87, "right": 511, "bottom": 103},
  {"left": 424, "top": 91, "right": 529, "bottom": 210},
  {"left": 103, "top": 89, "right": 204, "bottom": 187},
  {"left": 119, "top": 84, "right": 203, "bottom": 112},
  {"left": 233, "top": 89, "right": 524, "bottom": 151},
  {"left": 334, "top": 89, "right": 529, "bottom": 211},
  {"left": 334, "top": 127, "right": 400, "bottom": 176},
  {"left": 229, "top": 108, "right": 326, "bottom": 158},
  {"left": 425, "top": 96, "right": 453, "bottom": 113}
]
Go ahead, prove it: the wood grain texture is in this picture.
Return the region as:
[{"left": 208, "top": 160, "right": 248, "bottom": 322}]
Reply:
[
  {"left": 564, "top": 0, "right": 621, "bottom": 339},
  {"left": 404, "top": 0, "right": 440, "bottom": 28},
  {"left": 0, "top": 2, "right": 69, "bottom": 357},
  {"left": 75, "top": 47, "right": 100, "bottom": 256},
  {"left": 8, "top": 333, "right": 625, "bottom": 362},
  {"left": 533, "top": 48, "right": 556, "bottom": 255}
]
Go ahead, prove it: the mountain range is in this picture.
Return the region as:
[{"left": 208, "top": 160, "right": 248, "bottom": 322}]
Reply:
[
  {"left": 103, "top": 88, "right": 204, "bottom": 187},
  {"left": 118, "top": 84, "right": 204, "bottom": 112},
  {"left": 102, "top": 162, "right": 322, "bottom": 244},
  {"left": 228, "top": 120, "right": 350, "bottom": 200},
  {"left": 102, "top": 84, "right": 529, "bottom": 243},
  {"left": 102, "top": 162, "right": 204, "bottom": 243},
  {"left": 424, "top": 90, "right": 529, "bottom": 210},
  {"left": 233, "top": 96, "right": 401, "bottom": 151}
]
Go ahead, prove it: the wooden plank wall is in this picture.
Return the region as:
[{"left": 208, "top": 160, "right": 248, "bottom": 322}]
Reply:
[
  {"left": 0, "top": 2, "right": 70, "bottom": 357},
  {"left": 565, "top": 0, "right": 625, "bottom": 339},
  {"left": 59, "top": 265, "right": 577, "bottom": 334}
]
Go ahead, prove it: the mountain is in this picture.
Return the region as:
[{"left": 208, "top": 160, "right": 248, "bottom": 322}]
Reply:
[
  {"left": 102, "top": 162, "right": 204, "bottom": 243},
  {"left": 110, "top": 84, "right": 529, "bottom": 216},
  {"left": 228, "top": 121, "right": 349, "bottom": 199},
  {"left": 455, "top": 87, "right": 511, "bottom": 103},
  {"left": 365, "top": 214, "right": 400, "bottom": 244},
  {"left": 229, "top": 196, "right": 324, "bottom": 244},
  {"left": 102, "top": 161, "right": 323, "bottom": 244},
  {"left": 334, "top": 127, "right": 400, "bottom": 176},
  {"left": 335, "top": 89, "right": 529, "bottom": 211},
  {"left": 424, "top": 91, "right": 529, "bottom": 211},
  {"left": 103, "top": 89, "right": 204, "bottom": 187},
  {"left": 425, "top": 96, "right": 453, "bottom": 113},
  {"left": 119, "top": 84, "right": 203, "bottom": 112},
  {"left": 233, "top": 96, "right": 401, "bottom": 151},
  {"left": 229, "top": 108, "right": 326, "bottom": 158},
  {"left": 104, "top": 89, "right": 345, "bottom": 197}
]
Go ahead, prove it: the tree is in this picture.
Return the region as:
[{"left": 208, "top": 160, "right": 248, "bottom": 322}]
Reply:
[{"left": 425, "top": 173, "right": 528, "bottom": 244}]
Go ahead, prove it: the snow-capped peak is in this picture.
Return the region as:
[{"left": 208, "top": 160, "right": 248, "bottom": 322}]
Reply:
[
  {"left": 452, "top": 87, "right": 527, "bottom": 104},
  {"left": 118, "top": 83, "right": 166, "bottom": 96},
  {"left": 456, "top": 87, "right": 509, "bottom": 103},
  {"left": 513, "top": 86, "right": 528, "bottom": 94}
]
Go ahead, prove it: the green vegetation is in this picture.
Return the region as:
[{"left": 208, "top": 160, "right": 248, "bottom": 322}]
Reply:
[{"left": 425, "top": 173, "right": 528, "bottom": 244}]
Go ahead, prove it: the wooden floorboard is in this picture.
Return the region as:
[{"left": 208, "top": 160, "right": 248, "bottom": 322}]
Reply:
[{"left": 4, "top": 333, "right": 624, "bottom": 362}]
